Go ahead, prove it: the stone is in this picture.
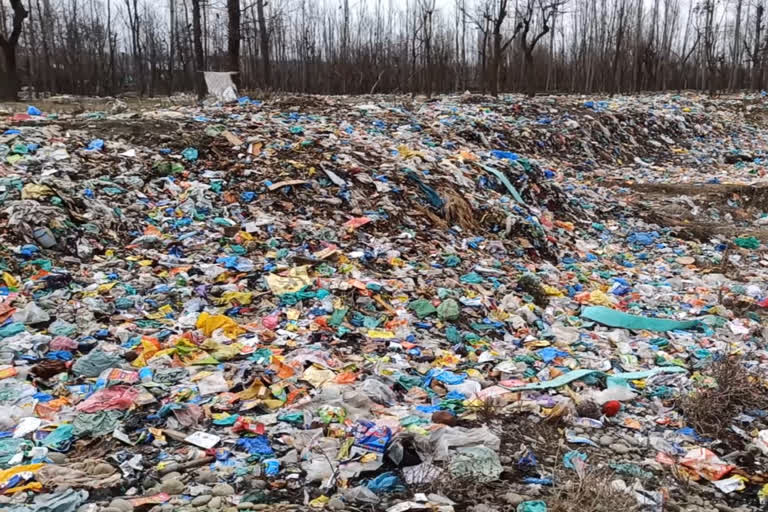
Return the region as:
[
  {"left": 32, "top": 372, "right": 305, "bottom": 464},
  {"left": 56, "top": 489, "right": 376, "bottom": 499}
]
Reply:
[
  {"left": 469, "top": 505, "right": 498, "bottom": 512},
  {"left": 109, "top": 499, "right": 134, "bottom": 512},
  {"left": 47, "top": 452, "right": 67, "bottom": 464},
  {"left": 502, "top": 492, "right": 525, "bottom": 506},
  {"left": 161, "top": 471, "right": 182, "bottom": 482},
  {"left": 610, "top": 443, "right": 631, "bottom": 455},
  {"left": 160, "top": 478, "right": 186, "bottom": 495},
  {"left": 598, "top": 435, "right": 614, "bottom": 446},
  {"left": 327, "top": 496, "right": 345, "bottom": 510},
  {"left": 192, "top": 495, "right": 212, "bottom": 507},
  {"left": 250, "top": 479, "right": 268, "bottom": 490},
  {"left": 212, "top": 483, "right": 235, "bottom": 497},
  {"left": 237, "top": 504, "right": 254, "bottom": 511},
  {"left": 209, "top": 497, "right": 222, "bottom": 509},
  {"left": 195, "top": 469, "right": 217, "bottom": 484}
]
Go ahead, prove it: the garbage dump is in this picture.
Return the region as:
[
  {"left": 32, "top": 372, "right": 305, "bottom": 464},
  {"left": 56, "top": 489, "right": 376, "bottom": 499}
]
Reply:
[{"left": 1, "top": 92, "right": 768, "bottom": 512}]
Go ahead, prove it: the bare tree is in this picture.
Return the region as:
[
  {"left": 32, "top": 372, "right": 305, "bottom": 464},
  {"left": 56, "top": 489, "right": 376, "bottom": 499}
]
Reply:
[
  {"left": 256, "top": 0, "right": 270, "bottom": 88},
  {"left": 192, "top": 0, "right": 205, "bottom": 98},
  {"left": 749, "top": 2, "right": 764, "bottom": 90},
  {"left": 0, "top": 0, "right": 28, "bottom": 100},
  {"left": 518, "top": 0, "right": 563, "bottom": 96},
  {"left": 227, "top": 0, "right": 240, "bottom": 87},
  {"left": 488, "top": 0, "right": 522, "bottom": 96}
]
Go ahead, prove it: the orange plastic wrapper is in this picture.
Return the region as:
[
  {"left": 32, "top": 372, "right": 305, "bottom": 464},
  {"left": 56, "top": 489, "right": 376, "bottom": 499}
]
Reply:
[
  {"left": 334, "top": 372, "right": 358, "bottom": 384},
  {"left": 680, "top": 448, "right": 734, "bottom": 481}
]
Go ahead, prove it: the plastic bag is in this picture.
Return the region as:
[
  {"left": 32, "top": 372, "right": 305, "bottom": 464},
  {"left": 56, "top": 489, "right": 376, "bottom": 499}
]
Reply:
[
  {"left": 448, "top": 445, "right": 502, "bottom": 482},
  {"left": 366, "top": 472, "right": 404, "bottom": 493},
  {"left": 680, "top": 447, "right": 734, "bottom": 481},
  {"left": 425, "top": 425, "right": 500, "bottom": 461},
  {"left": 196, "top": 372, "right": 229, "bottom": 395},
  {"left": 12, "top": 302, "right": 50, "bottom": 324},
  {"left": 517, "top": 502, "right": 547, "bottom": 512},
  {"left": 437, "top": 298, "right": 460, "bottom": 321},
  {"left": 76, "top": 386, "right": 138, "bottom": 413},
  {"left": 360, "top": 378, "right": 397, "bottom": 406},
  {"left": 72, "top": 350, "right": 123, "bottom": 377}
]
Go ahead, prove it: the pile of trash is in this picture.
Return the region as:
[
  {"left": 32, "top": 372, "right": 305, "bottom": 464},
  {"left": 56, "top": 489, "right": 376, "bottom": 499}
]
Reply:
[{"left": 0, "top": 92, "right": 767, "bottom": 512}]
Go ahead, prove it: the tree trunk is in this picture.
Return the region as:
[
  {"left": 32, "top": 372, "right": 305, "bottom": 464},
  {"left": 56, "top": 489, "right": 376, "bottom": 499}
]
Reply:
[
  {"left": 256, "top": 0, "right": 270, "bottom": 88},
  {"left": 730, "top": 0, "right": 743, "bottom": 90},
  {"left": 0, "top": 46, "right": 19, "bottom": 100},
  {"left": 753, "top": 4, "right": 764, "bottom": 90},
  {"left": 490, "top": 31, "right": 501, "bottom": 97},
  {"left": 0, "top": 0, "right": 29, "bottom": 100},
  {"left": 168, "top": 0, "right": 175, "bottom": 95},
  {"left": 192, "top": 0, "right": 205, "bottom": 99},
  {"left": 227, "top": 0, "right": 240, "bottom": 87},
  {"left": 524, "top": 52, "right": 535, "bottom": 96}
]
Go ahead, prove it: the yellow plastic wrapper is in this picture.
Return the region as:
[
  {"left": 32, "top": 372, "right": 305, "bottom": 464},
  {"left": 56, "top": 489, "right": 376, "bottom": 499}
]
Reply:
[
  {"left": 265, "top": 266, "right": 311, "bottom": 294},
  {"left": 302, "top": 365, "right": 336, "bottom": 388},
  {"left": 309, "top": 495, "right": 329, "bottom": 508},
  {"left": 0, "top": 463, "right": 44, "bottom": 493},
  {"left": 21, "top": 183, "right": 55, "bottom": 199},
  {"left": 2, "top": 272, "right": 18, "bottom": 289},
  {"left": 367, "top": 329, "right": 395, "bottom": 339},
  {"left": 588, "top": 289, "right": 613, "bottom": 306},
  {"left": 210, "top": 342, "right": 244, "bottom": 361},
  {"left": 196, "top": 312, "right": 245, "bottom": 338},
  {"left": 130, "top": 336, "right": 162, "bottom": 368},
  {"left": 212, "top": 291, "right": 253, "bottom": 305},
  {"left": 542, "top": 284, "right": 565, "bottom": 297}
]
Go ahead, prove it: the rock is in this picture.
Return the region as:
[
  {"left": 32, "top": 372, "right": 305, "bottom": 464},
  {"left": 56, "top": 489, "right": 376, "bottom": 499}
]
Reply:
[
  {"left": 598, "top": 435, "right": 614, "bottom": 447},
  {"left": 610, "top": 443, "right": 631, "bottom": 455},
  {"left": 431, "top": 411, "right": 457, "bottom": 426},
  {"left": 47, "top": 452, "right": 67, "bottom": 464},
  {"left": 160, "top": 478, "right": 185, "bottom": 495},
  {"left": 103, "top": 508, "right": 121, "bottom": 512},
  {"left": 212, "top": 483, "right": 235, "bottom": 497},
  {"left": 161, "top": 471, "right": 182, "bottom": 482},
  {"left": 469, "top": 504, "right": 498, "bottom": 512},
  {"left": 250, "top": 479, "right": 267, "bottom": 490},
  {"left": 192, "top": 495, "right": 212, "bottom": 507},
  {"left": 109, "top": 499, "right": 134, "bottom": 512},
  {"left": 237, "top": 504, "right": 254, "bottom": 511},
  {"left": 195, "top": 469, "right": 217, "bottom": 484},
  {"left": 142, "top": 477, "right": 159, "bottom": 490},
  {"left": 502, "top": 492, "right": 525, "bottom": 506},
  {"left": 327, "top": 496, "right": 345, "bottom": 510},
  {"left": 209, "top": 497, "right": 222, "bottom": 509}
]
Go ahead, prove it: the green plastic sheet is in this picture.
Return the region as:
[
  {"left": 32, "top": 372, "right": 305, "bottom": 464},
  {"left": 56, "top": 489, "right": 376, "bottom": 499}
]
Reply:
[
  {"left": 409, "top": 299, "right": 436, "bottom": 318},
  {"left": 500, "top": 366, "right": 687, "bottom": 391},
  {"left": 437, "top": 298, "right": 460, "bottom": 321},
  {"left": 477, "top": 163, "right": 525, "bottom": 204},
  {"left": 517, "top": 501, "right": 547, "bottom": 512},
  {"left": 733, "top": 236, "right": 760, "bottom": 249},
  {"left": 581, "top": 306, "right": 700, "bottom": 332}
]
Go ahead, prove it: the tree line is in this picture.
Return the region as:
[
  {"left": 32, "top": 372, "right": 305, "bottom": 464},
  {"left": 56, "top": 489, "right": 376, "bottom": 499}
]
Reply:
[{"left": 0, "top": 0, "right": 765, "bottom": 100}]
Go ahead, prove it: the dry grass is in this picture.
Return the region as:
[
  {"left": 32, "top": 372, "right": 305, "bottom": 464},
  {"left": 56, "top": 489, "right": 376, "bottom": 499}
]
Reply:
[
  {"left": 440, "top": 188, "right": 478, "bottom": 231},
  {"left": 517, "top": 274, "right": 550, "bottom": 308},
  {"left": 548, "top": 468, "right": 640, "bottom": 512},
  {"left": 677, "top": 356, "right": 768, "bottom": 438}
]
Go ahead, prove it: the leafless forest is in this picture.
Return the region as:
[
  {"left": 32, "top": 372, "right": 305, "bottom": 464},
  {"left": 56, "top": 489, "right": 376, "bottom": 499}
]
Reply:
[{"left": 0, "top": 0, "right": 764, "bottom": 100}]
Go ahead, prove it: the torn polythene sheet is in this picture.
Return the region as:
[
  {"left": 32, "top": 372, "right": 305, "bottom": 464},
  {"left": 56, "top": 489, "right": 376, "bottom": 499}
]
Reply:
[
  {"left": 580, "top": 306, "right": 701, "bottom": 332},
  {"left": 499, "top": 366, "right": 687, "bottom": 391}
]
